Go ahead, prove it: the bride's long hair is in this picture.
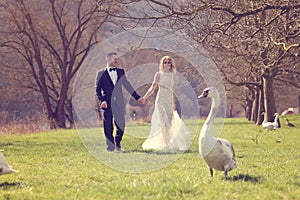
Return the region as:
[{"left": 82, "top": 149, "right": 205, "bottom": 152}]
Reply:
[{"left": 159, "top": 56, "right": 176, "bottom": 72}]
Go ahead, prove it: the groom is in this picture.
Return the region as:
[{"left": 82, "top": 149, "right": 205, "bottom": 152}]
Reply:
[{"left": 95, "top": 52, "right": 144, "bottom": 151}]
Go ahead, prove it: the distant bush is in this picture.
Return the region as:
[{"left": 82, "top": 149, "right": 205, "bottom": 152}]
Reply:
[{"left": 0, "top": 115, "right": 49, "bottom": 134}]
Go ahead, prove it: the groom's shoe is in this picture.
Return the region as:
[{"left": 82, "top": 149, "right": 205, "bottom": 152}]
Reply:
[
  {"left": 107, "top": 146, "right": 115, "bottom": 152},
  {"left": 115, "top": 144, "right": 124, "bottom": 152},
  {"left": 106, "top": 140, "right": 115, "bottom": 152}
]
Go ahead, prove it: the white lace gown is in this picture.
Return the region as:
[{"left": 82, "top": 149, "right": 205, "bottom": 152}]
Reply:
[{"left": 142, "top": 71, "right": 191, "bottom": 151}]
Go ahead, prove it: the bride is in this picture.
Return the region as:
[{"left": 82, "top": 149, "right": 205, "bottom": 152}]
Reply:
[{"left": 142, "top": 56, "right": 191, "bottom": 151}]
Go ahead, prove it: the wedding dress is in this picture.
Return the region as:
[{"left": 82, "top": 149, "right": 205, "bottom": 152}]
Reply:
[{"left": 142, "top": 71, "right": 191, "bottom": 151}]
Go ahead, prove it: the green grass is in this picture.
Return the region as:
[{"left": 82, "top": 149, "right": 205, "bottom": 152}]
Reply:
[{"left": 0, "top": 115, "right": 299, "bottom": 199}]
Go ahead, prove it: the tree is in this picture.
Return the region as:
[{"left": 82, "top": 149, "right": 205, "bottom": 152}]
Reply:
[
  {"left": 97, "top": 0, "right": 300, "bottom": 123},
  {"left": 1, "top": 0, "right": 299, "bottom": 129},
  {"left": 0, "top": 0, "right": 109, "bottom": 128},
  {"left": 202, "top": 1, "right": 300, "bottom": 123}
]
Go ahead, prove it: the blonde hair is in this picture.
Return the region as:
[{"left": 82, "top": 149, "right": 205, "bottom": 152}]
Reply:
[{"left": 159, "top": 56, "right": 176, "bottom": 72}]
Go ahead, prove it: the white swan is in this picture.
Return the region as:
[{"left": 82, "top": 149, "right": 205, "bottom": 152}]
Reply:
[
  {"left": 0, "top": 152, "right": 18, "bottom": 175},
  {"left": 261, "top": 112, "right": 274, "bottom": 130},
  {"left": 198, "top": 87, "right": 237, "bottom": 178},
  {"left": 262, "top": 112, "right": 279, "bottom": 130}
]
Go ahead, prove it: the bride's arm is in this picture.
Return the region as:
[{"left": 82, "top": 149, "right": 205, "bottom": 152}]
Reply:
[{"left": 143, "top": 72, "right": 160, "bottom": 100}]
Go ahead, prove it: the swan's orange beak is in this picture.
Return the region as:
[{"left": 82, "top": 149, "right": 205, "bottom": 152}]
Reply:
[
  {"left": 198, "top": 88, "right": 210, "bottom": 99},
  {"left": 198, "top": 91, "right": 208, "bottom": 99}
]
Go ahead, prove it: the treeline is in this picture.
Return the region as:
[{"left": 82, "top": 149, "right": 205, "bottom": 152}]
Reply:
[{"left": 0, "top": 0, "right": 299, "bottom": 131}]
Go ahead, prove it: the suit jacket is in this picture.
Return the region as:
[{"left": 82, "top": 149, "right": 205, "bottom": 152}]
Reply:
[{"left": 95, "top": 68, "right": 140, "bottom": 112}]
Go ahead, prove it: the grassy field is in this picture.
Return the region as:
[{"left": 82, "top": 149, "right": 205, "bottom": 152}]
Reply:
[{"left": 0, "top": 115, "right": 299, "bottom": 200}]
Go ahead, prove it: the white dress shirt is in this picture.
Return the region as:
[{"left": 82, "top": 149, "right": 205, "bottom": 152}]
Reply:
[{"left": 106, "top": 64, "right": 118, "bottom": 85}]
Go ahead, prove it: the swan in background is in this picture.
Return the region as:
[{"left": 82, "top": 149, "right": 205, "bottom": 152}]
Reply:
[
  {"left": 261, "top": 112, "right": 274, "bottom": 130},
  {"left": 262, "top": 112, "right": 279, "bottom": 130},
  {"left": 273, "top": 113, "right": 280, "bottom": 129},
  {"left": 198, "top": 87, "right": 237, "bottom": 178},
  {"left": 286, "top": 119, "right": 295, "bottom": 127},
  {"left": 0, "top": 152, "right": 18, "bottom": 175}
]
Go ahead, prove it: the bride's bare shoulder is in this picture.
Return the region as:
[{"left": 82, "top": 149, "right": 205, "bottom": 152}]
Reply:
[{"left": 153, "top": 72, "right": 161, "bottom": 82}]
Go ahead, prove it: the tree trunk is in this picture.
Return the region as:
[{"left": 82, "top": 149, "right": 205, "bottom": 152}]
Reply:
[
  {"left": 228, "top": 104, "right": 233, "bottom": 118},
  {"left": 251, "top": 87, "right": 259, "bottom": 122},
  {"left": 44, "top": 95, "right": 67, "bottom": 129},
  {"left": 256, "top": 84, "right": 264, "bottom": 125},
  {"left": 55, "top": 112, "right": 66, "bottom": 128},
  {"left": 55, "top": 89, "right": 68, "bottom": 129},
  {"left": 65, "top": 99, "right": 75, "bottom": 129},
  {"left": 246, "top": 100, "right": 252, "bottom": 120},
  {"left": 262, "top": 75, "right": 277, "bottom": 122}
]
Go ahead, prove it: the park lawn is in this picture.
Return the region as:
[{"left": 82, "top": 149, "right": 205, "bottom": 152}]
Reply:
[{"left": 0, "top": 115, "right": 299, "bottom": 200}]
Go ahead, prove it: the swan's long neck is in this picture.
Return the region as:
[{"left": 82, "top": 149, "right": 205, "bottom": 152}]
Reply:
[
  {"left": 263, "top": 113, "right": 267, "bottom": 123},
  {"left": 274, "top": 115, "right": 278, "bottom": 123},
  {"left": 208, "top": 97, "right": 219, "bottom": 123},
  {"left": 201, "top": 95, "right": 220, "bottom": 138}
]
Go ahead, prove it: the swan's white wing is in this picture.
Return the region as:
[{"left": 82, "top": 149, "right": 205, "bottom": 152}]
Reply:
[
  {"left": 262, "top": 121, "right": 273, "bottom": 128},
  {"left": 217, "top": 139, "right": 235, "bottom": 158}
]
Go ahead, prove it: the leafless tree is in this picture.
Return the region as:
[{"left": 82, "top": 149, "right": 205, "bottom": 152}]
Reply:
[
  {"left": 0, "top": 0, "right": 109, "bottom": 128},
  {"left": 200, "top": 1, "right": 300, "bottom": 123},
  {"left": 110, "top": 0, "right": 300, "bottom": 123},
  {"left": 1, "top": 0, "right": 299, "bottom": 129}
]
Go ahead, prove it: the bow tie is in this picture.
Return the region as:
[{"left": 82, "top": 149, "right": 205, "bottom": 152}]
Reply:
[{"left": 109, "top": 68, "right": 116, "bottom": 72}]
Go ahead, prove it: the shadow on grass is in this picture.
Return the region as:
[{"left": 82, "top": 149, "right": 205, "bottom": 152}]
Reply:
[
  {"left": 0, "top": 182, "right": 22, "bottom": 190},
  {"left": 228, "top": 174, "right": 260, "bottom": 183},
  {"left": 119, "top": 149, "right": 196, "bottom": 155},
  {"left": 0, "top": 142, "right": 14, "bottom": 147}
]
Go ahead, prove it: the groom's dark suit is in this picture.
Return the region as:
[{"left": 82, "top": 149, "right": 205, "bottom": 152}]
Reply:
[{"left": 95, "top": 68, "right": 140, "bottom": 151}]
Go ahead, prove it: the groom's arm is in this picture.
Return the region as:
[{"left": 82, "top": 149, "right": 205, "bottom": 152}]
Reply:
[
  {"left": 120, "top": 69, "right": 141, "bottom": 101},
  {"left": 95, "top": 70, "right": 106, "bottom": 102}
]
